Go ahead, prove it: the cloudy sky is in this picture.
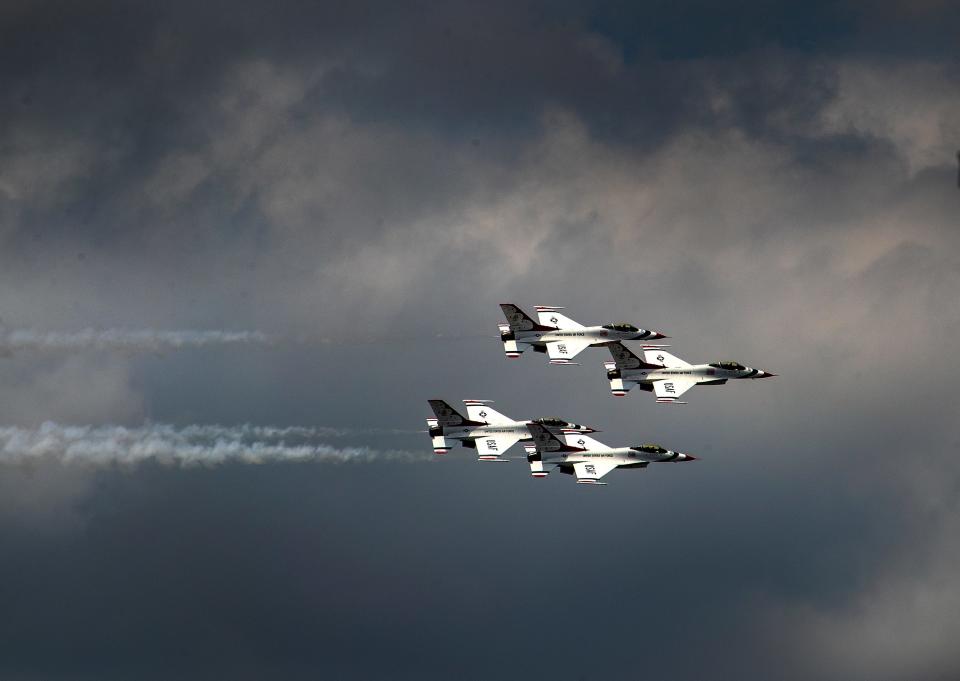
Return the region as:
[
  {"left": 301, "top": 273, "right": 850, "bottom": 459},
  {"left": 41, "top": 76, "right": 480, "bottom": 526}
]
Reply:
[{"left": 1, "top": 1, "right": 959, "bottom": 678}]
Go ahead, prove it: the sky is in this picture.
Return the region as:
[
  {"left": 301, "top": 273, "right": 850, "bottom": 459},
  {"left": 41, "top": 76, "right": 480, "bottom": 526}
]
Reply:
[{"left": 1, "top": 1, "right": 959, "bottom": 678}]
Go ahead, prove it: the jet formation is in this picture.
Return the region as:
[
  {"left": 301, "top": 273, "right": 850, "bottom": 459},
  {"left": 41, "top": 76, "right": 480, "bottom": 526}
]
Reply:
[{"left": 425, "top": 303, "right": 774, "bottom": 486}]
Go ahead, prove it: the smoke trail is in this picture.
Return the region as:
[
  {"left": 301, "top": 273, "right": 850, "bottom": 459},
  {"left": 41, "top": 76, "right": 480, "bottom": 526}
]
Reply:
[
  {"left": 0, "top": 422, "right": 430, "bottom": 467},
  {"left": 0, "top": 329, "right": 276, "bottom": 354},
  {"left": 0, "top": 327, "right": 499, "bottom": 354}
]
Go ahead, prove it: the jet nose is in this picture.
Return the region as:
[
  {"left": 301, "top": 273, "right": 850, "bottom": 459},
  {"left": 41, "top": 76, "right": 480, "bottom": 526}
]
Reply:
[
  {"left": 680, "top": 452, "right": 697, "bottom": 461},
  {"left": 650, "top": 331, "right": 669, "bottom": 340},
  {"left": 756, "top": 370, "right": 777, "bottom": 378}
]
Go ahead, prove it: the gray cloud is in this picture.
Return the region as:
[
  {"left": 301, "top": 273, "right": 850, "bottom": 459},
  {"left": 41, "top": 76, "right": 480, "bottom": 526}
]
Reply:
[
  {"left": 0, "top": 328, "right": 276, "bottom": 354},
  {"left": 1, "top": 2, "right": 959, "bottom": 679}
]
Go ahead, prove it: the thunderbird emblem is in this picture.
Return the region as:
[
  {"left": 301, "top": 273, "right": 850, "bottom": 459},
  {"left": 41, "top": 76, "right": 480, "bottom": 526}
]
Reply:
[{"left": 479, "top": 411, "right": 487, "bottom": 418}]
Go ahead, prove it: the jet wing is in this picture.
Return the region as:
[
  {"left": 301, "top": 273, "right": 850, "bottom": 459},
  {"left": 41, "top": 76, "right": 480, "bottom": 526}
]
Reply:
[
  {"left": 643, "top": 348, "right": 691, "bottom": 368},
  {"left": 652, "top": 378, "right": 697, "bottom": 404},
  {"left": 463, "top": 400, "right": 513, "bottom": 425},
  {"left": 547, "top": 338, "right": 592, "bottom": 364},
  {"left": 474, "top": 433, "right": 522, "bottom": 459},
  {"left": 573, "top": 460, "right": 618, "bottom": 485},
  {"left": 562, "top": 433, "right": 608, "bottom": 450},
  {"left": 535, "top": 307, "right": 584, "bottom": 330}
]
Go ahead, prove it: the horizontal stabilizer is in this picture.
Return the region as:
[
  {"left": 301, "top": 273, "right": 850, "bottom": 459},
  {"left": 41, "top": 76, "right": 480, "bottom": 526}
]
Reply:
[
  {"left": 431, "top": 433, "right": 454, "bottom": 454},
  {"left": 529, "top": 459, "right": 548, "bottom": 477},
  {"left": 503, "top": 339, "right": 526, "bottom": 358}
]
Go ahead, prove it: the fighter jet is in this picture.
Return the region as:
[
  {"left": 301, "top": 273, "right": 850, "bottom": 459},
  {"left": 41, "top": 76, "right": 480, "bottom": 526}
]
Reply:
[
  {"left": 525, "top": 423, "right": 695, "bottom": 485},
  {"left": 426, "top": 399, "right": 597, "bottom": 462},
  {"left": 498, "top": 303, "right": 666, "bottom": 365},
  {"left": 603, "top": 342, "right": 775, "bottom": 404}
]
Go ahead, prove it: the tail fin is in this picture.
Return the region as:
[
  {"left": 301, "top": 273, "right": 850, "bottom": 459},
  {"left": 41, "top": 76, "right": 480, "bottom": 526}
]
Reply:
[
  {"left": 462, "top": 399, "right": 513, "bottom": 425},
  {"left": 427, "top": 399, "right": 470, "bottom": 427},
  {"left": 606, "top": 342, "right": 659, "bottom": 370},
  {"left": 526, "top": 423, "right": 585, "bottom": 455},
  {"left": 499, "top": 303, "right": 551, "bottom": 333},
  {"left": 535, "top": 306, "right": 584, "bottom": 330}
]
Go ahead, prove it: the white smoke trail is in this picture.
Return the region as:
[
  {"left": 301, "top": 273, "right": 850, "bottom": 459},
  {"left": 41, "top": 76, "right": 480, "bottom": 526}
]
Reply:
[
  {"left": 0, "top": 422, "right": 430, "bottom": 467},
  {"left": 0, "top": 329, "right": 276, "bottom": 354}
]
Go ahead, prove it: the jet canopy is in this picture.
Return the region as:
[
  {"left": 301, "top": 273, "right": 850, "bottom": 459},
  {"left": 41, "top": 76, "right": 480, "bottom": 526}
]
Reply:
[
  {"left": 709, "top": 361, "right": 746, "bottom": 370},
  {"left": 633, "top": 443, "right": 668, "bottom": 454},
  {"left": 534, "top": 417, "right": 569, "bottom": 428},
  {"left": 602, "top": 322, "right": 639, "bottom": 332}
]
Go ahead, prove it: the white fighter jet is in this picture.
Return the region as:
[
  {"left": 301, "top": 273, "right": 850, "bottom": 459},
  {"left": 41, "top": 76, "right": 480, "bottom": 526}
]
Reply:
[
  {"left": 603, "top": 342, "right": 775, "bottom": 404},
  {"left": 426, "top": 399, "right": 597, "bottom": 462},
  {"left": 498, "top": 303, "right": 666, "bottom": 365},
  {"left": 525, "top": 423, "right": 696, "bottom": 485}
]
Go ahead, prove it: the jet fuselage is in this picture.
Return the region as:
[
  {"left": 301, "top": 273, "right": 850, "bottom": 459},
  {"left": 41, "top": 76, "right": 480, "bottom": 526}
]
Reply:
[
  {"left": 512, "top": 326, "right": 655, "bottom": 347},
  {"left": 537, "top": 445, "right": 691, "bottom": 467},
  {"left": 611, "top": 363, "right": 774, "bottom": 385}
]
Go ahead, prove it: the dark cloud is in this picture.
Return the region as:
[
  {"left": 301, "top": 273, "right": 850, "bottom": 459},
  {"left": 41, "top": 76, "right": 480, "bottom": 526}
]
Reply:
[{"left": 1, "top": 1, "right": 959, "bottom": 679}]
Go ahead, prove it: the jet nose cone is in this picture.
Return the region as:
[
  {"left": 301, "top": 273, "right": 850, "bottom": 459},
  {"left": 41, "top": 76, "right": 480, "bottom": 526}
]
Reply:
[
  {"left": 756, "top": 371, "right": 777, "bottom": 378},
  {"left": 651, "top": 331, "right": 669, "bottom": 340},
  {"left": 681, "top": 453, "right": 697, "bottom": 461}
]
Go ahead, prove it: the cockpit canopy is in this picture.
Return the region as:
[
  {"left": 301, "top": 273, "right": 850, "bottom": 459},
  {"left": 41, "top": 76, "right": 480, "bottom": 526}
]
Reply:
[
  {"left": 534, "top": 417, "right": 569, "bottom": 428},
  {"left": 633, "top": 443, "right": 668, "bottom": 454},
  {"left": 602, "top": 322, "right": 639, "bottom": 332},
  {"left": 709, "top": 361, "right": 746, "bottom": 371}
]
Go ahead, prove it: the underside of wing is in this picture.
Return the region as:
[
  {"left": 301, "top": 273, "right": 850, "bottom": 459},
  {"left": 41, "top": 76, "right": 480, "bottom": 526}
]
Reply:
[
  {"left": 546, "top": 338, "right": 592, "bottom": 364},
  {"left": 474, "top": 433, "right": 522, "bottom": 460},
  {"left": 573, "top": 460, "right": 618, "bottom": 485},
  {"left": 652, "top": 378, "right": 697, "bottom": 404}
]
